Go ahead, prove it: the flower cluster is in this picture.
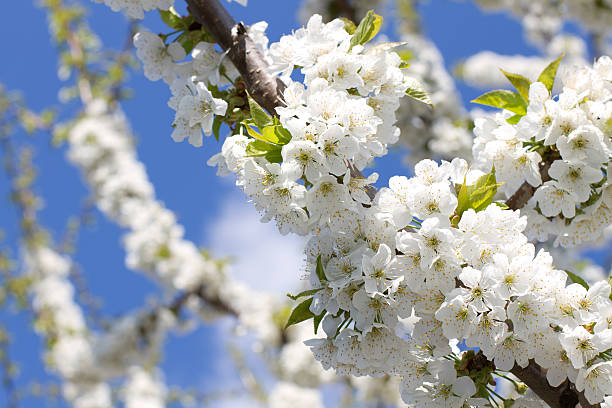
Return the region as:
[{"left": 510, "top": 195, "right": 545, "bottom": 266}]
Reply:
[
  {"left": 459, "top": 34, "right": 588, "bottom": 90},
  {"left": 67, "top": 100, "right": 225, "bottom": 291},
  {"left": 113, "top": 0, "right": 612, "bottom": 403},
  {"left": 26, "top": 246, "right": 113, "bottom": 408},
  {"left": 91, "top": 0, "right": 246, "bottom": 19},
  {"left": 91, "top": 0, "right": 173, "bottom": 19},
  {"left": 460, "top": 0, "right": 612, "bottom": 47},
  {"left": 202, "top": 16, "right": 612, "bottom": 404},
  {"left": 472, "top": 57, "right": 612, "bottom": 247},
  {"left": 209, "top": 14, "right": 414, "bottom": 235}
]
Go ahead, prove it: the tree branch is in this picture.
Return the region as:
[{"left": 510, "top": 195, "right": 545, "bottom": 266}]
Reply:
[
  {"left": 185, "top": 0, "right": 285, "bottom": 115},
  {"left": 511, "top": 362, "right": 597, "bottom": 408},
  {"left": 184, "top": 1, "right": 595, "bottom": 405},
  {"left": 506, "top": 150, "right": 559, "bottom": 210}
]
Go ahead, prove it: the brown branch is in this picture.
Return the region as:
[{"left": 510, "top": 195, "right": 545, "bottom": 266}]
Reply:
[
  {"left": 512, "top": 362, "right": 581, "bottom": 408},
  {"left": 183, "top": 1, "right": 595, "bottom": 406},
  {"left": 506, "top": 150, "right": 560, "bottom": 210},
  {"left": 329, "top": 0, "right": 357, "bottom": 22},
  {"left": 185, "top": 0, "right": 285, "bottom": 115}
]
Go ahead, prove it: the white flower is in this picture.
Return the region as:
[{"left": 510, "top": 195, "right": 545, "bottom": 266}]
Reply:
[
  {"left": 575, "top": 361, "right": 612, "bottom": 404},
  {"left": 507, "top": 293, "right": 554, "bottom": 336},
  {"left": 362, "top": 244, "right": 401, "bottom": 295},
  {"left": 493, "top": 332, "right": 530, "bottom": 371},
  {"left": 318, "top": 124, "right": 358, "bottom": 175},
  {"left": 282, "top": 140, "right": 327, "bottom": 182},
  {"left": 559, "top": 326, "right": 612, "bottom": 369},
  {"left": 173, "top": 80, "right": 228, "bottom": 145},
  {"left": 306, "top": 175, "right": 352, "bottom": 224},
  {"left": 556, "top": 125, "right": 608, "bottom": 167},
  {"left": 534, "top": 181, "right": 578, "bottom": 218},
  {"left": 548, "top": 160, "right": 603, "bottom": 203},
  {"left": 133, "top": 31, "right": 185, "bottom": 82},
  {"left": 435, "top": 295, "right": 478, "bottom": 340}
]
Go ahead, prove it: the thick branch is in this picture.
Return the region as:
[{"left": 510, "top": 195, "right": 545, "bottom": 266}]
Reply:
[
  {"left": 183, "top": 1, "right": 594, "bottom": 405},
  {"left": 185, "top": 0, "right": 285, "bottom": 115},
  {"left": 506, "top": 150, "right": 559, "bottom": 210},
  {"left": 511, "top": 362, "right": 596, "bottom": 408}
]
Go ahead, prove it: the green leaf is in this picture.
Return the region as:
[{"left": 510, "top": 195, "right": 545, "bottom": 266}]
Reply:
[
  {"left": 274, "top": 125, "right": 292, "bottom": 144},
  {"left": 212, "top": 117, "right": 222, "bottom": 142},
  {"left": 405, "top": 78, "right": 433, "bottom": 108},
  {"left": 285, "top": 298, "right": 315, "bottom": 329},
  {"left": 537, "top": 55, "right": 564, "bottom": 94},
  {"left": 471, "top": 90, "right": 527, "bottom": 116},
  {"left": 176, "top": 32, "right": 195, "bottom": 54},
  {"left": 314, "top": 311, "right": 325, "bottom": 334},
  {"left": 396, "top": 49, "right": 413, "bottom": 69},
  {"left": 340, "top": 17, "right": 357, "bottom": 35},
  {"left": 566, "top": 270, "right": 589, "bottom": 290},
  {"left": 264, "top": 148, "right": 282, "bottom": 163},
  {"left": 506, "top": 114, "right": 522, "bottom": 125},
  {"left": 286, "top": 288, "right": 322, "bottom": 301},
  {"left": 247, "top": 93, "right": 272, "bottom": 128},
  {"left": 245, "top": 124, "right": 292, "bottom": 146},
  {"left": 493, "top": 201, "right": 510, "bottom": 209},
  {"left": 316, "top": 255, "right": 326, "bottom": 283},
  {"left": 349, "top": 10, "right": 383, "bottom": 49},
  {"left": 468, "top": 168, "right": 500, "bottom": 212},
  {"left": 158, "top": 7, "right": 186, "bottom": 30},
  {"left": 455, "top": 168, "right": 502, "bottom": 219},
  {"left": 500, "top": 69, "right": 531, "bottom": 101},
  {"left": 245, "top": 140, "right": 283, "bottom": 163},
  {"left": 455, "top": 176, "right": 470, "bottom": 218}
]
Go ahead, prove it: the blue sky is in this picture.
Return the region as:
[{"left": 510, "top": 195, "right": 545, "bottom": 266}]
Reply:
[{"left": 0, "top": 1, "right": 606, "bottom": 407}]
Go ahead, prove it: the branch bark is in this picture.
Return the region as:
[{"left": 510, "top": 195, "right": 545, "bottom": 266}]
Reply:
[
  {"left": 506, "top": 150, "right": 560, "bottom": 210},
  {"left": 185, "top": 0, "right": 285, "bottom": 115},
  {"left": 184, "top": 1, "right": 595, "bottom": 406}
]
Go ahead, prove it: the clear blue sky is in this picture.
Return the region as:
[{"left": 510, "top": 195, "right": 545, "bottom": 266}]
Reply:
[{"left": 0, "top": 1, "right": 604, "bottom": 407}]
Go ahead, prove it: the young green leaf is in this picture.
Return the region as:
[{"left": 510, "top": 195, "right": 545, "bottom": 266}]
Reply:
[
  {"left": 454, "top": 168, "right": 502, "bottom": 220},
  {"left": 313, "top": 311, "right": 325, "bottom": 334},
  {"left": 471, "top": 90, "right": 527, "bottom": 116},
  {"left": 468, "top": 169, "right": 501, "bottom": 212},
  {"left": 212, "top": 116, "right": 222, "bottom": 142},
  {"left": 506, "top": 114, "right": 522, "bottom": 125},
  {"left": 566, "top": 270, "right": 589, "bottom": 290},
  {"left": 455, "top": 176, "right": 469, "bottom": 218},
  {"left": 340, "top": 17, "right": 357, "bottom": 35},
  {"left": 247, "top": 93, "right": 273, "bottom": 128},
  {"left": 537, "top": 54, "right": 564, "bottom": 94},
  {"left": 286, "top": 288, "right": 322, "bottom": 301},
  {"left": 285, "top": 297, "right": 315, "bottom": 329},
  {"left": 405, "top": 78, "right": 433, "bottom": 108},
  {"left": 245, "top": 140, "right": 283, "bottom": 163},
  {"left": 349, "top": 10, "right": 383, "bottom": 49},
  {"left": 316, "top": 255, "right": 326, "bottom": 283},
  {"left": 158, "top": 7, "right": 186, "bottom": 30},
  {"left": 500, "top": 69, "right": 531, "bottom": 101}
]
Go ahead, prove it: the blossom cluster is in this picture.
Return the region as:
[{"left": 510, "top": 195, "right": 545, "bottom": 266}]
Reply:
[
  {"left": 395, "top": 32, "right": 473, "bottom": 163},
  {"left": 203, "top": 18, "right": 612, "bottom": 405},
  {"left": 208, "top": 15, "right": 412, "bottom": 235},
  {"left": 65, "top": 100, "right": 338, "bottom": 405},
  {"left": 25, "top": 246, "right": 113, "bottom": 408},
  {"left": 102, "top": 0, "right": 612, "bottom": 403},
  {"left": 459, "top": 0, "right": 612, "bottom": 48},
  {"left": 25, "top": 242, "right": 174, "bottom": 408},
  {"left": 472, "top": 57, "right": 612, "bottom": 247},
  {"left": 91, "top": 0, "right": 246, "bottom": 19},
  {"left": 459, "top": 34, "right": 588, "bottom": 89},
  {"left": 67, "top": 100, "right": 225, "bottom": 292}
]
